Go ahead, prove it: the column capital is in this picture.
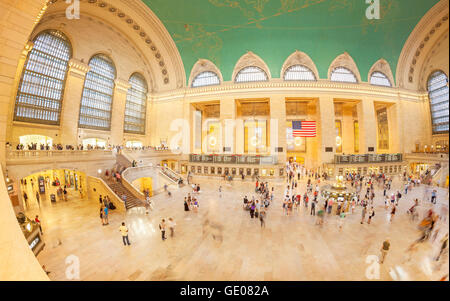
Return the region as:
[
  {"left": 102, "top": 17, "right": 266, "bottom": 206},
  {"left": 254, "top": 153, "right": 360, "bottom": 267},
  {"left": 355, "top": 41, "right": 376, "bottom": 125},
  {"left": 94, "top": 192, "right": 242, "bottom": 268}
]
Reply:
[
  {"left": 68, "top": 58, "right": 90, "bottom": 78},
  {"left": 114, "top": 78, "right": 131, "bottom": 93}
]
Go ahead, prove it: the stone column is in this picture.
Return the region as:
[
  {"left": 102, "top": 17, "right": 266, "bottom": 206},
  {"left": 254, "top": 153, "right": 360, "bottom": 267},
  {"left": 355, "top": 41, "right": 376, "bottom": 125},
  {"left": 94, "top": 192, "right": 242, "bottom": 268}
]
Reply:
[
  {"left": 269, "top": 96, "right": 287, "bottom": 163},
  {"left": 110, "top": 79, "right": 131, "bottom": 146},
  {"left": 387, "top": 101, "right": 402, "bottom": 153},
  {"left": 318, "top": 96, "right": 336, "bottom": 164},
  {"left": 220, "top": 97, "right": 236, "bottom": 154},
  {"left": 342, "top": 104, "right": 354, "bottom": 154},
  {"left": 59, "top": 58, "right": 90, "bottom": 146},
  {"left": 357, "top": 97, "right": 377, "bottom": 154},
  {"left": 144, "top": 92, "right": 153, "bottom": 146}
]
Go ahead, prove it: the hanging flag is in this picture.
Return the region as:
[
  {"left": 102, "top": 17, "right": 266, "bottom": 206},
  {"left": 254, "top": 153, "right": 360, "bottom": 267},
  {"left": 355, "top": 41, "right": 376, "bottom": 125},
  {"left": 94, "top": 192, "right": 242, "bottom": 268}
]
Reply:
[{"left": 292, "top": 121, "right": 316, "bottom": 137}]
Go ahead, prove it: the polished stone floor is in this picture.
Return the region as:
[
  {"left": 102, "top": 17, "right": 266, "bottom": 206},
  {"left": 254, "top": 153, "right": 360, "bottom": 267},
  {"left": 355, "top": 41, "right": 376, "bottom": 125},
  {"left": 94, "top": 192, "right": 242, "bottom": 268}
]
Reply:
[{"left": 24, "top": 175, "right": 449, "bottom": 281}]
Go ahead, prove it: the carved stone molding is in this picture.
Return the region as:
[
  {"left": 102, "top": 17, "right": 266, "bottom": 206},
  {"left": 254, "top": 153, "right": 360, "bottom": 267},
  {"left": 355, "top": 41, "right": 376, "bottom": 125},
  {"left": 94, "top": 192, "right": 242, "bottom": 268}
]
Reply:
[
  {"left": 21, "top": 41, "right": 34, "bottom": 59},
  {"left": 114, "top": 78, "right": 131, "bottom": 93},
  {"left": 232, "top": 51, "right": 271, "bottom": 81},
  {"left": 68, "top": 58, "right": 90, "bottom": 78},
  {"left": 368, "top": 59, "right": 395, "bottom": 87},
  {"left": 328, "top": 52, "right": 362, "bottom": 82},
  {"left": 188, "top": 59, "right": 224, "bottom": 87},
  {"left": 280, "top": 50, "right": 319, "bottom": 80},
  {"left": 396, "top": 0, "right": 449, "bottom": 89}
]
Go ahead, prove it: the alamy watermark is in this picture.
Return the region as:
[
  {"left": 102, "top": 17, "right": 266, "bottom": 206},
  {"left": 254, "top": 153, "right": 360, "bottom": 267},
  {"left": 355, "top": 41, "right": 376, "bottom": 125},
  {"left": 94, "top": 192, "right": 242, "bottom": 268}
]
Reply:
[
  {"left": 65, "top": 254, "right": 80, "bottom": 280},
  {"left": 65, "top": 0, "right": 80, "bottom": 20},
  {"left": 365, "top": 0, "right": 381, "bottom": 20}
]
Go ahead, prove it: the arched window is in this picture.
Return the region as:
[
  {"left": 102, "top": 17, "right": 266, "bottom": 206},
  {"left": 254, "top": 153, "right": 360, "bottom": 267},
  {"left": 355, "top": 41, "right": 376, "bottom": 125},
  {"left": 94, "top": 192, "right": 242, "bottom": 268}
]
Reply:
[
  {"left": 124, "top": 73, "right": 148, "bottom": 134},
  {"left": 370, "top": 71, "right": 392, "bottom": 87},
  {"left": 427, "top": 71, "right": 449, "bottom": 134},
  {"left": 330, "top": 67, "right": 357, "bottom": 83},
  {"left": 235, "top": 66, "right": 268, "bottom": 83},
  {"left": 192, "top": 71, "right": 220, "bottom": 87},
  {"left": 14, "top": 30, "right": 71, "bottom": 125},
  {"left": 78, "top": 54, "right": 116, "bottom": 130},
  {"left": 284, "top": 65, "right": 316, "bottom": 81}
]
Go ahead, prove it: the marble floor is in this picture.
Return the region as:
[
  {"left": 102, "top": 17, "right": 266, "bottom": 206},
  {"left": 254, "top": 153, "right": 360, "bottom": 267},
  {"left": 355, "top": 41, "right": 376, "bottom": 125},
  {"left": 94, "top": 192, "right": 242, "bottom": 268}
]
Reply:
[{"left": 24, "top": 176, "right": 449, "bottom": 281}]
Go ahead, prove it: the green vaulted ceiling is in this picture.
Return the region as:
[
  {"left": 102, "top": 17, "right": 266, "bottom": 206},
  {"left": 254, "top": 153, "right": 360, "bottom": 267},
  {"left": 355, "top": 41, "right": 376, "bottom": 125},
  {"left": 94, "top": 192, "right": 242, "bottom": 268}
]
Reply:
[{"left": 142, "top": 0, "right": 439, "bottom": 83}]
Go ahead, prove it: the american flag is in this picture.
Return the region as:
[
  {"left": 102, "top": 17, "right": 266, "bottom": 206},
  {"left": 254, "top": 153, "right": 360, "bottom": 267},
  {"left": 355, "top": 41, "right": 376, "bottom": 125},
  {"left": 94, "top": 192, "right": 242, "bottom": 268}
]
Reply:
[{"left": 292, "top": 121, "right": 316, "bottom": 137}]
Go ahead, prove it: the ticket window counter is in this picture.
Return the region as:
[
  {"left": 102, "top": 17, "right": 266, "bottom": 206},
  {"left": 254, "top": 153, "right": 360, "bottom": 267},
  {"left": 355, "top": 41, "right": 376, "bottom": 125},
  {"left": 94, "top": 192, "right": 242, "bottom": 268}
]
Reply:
[
  {"left": 279, "top": 168, "right": 284, "bottom": 177},
  {"left": 224, "top": 167, "right": 229, "bottom": 175},
  {"left": 181, "top": 164, "right": 187, "bottom": 174},
  {"left": 191, "top": 166, "right": 196, "bottom": 174},
  {"left": 254, "top": 169, "right": 259, "bottom": 176},
  {"left": 246, "top": 168, "right": 252, "bottom": 176},
  {"left": 217, "top": 167, "right": 222, "bottom": 175},
  {"left": 232, "top": 168, "right": 237, "bottom": 176},
  {"left": 204, "top": 167, "right": 209, "bottom": 174},
  {"left": 197, "top": 166, "right": 202, "bottom": 174},
  {"left": 239, "top": 168, "right": 244, "bottom": 176},
  {"left": 261, "top": 169, "right": 268, "bottom": 177}
]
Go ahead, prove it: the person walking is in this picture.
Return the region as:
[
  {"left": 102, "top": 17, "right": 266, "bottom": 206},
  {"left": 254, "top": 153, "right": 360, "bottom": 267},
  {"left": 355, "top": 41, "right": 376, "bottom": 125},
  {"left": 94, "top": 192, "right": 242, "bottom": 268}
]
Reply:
[
  {"left": 361, "top": 205, "right": 367, "bottom": 224},
  {"left": 431, "top": 190, "right": 437, "bottom": 204},
  {"left": 23, "top": 192, "right": 29, "bottom": 209},
  {"left": 380, "top": 239, "right": 390, "bottom": 264},
  {"left": 310, "top": 198, "right": 316, "bottom": 216},
  {"left": 367, "top": 207, "right": 375, "bottom": 224},
  {"left": 119, "top": 222, "right": 130, "bottom": 246},
  {"left": 168, "top": 217, "right": 176, "bottom": 238},
  {"left": 159, "top": 219, "right": 167, "bottom": 241},
  {"left": 35, "top": 191, "right": 40, "bottom": 207},
  {"left": 259, "top": 208, "right": 266, "bottom": 228},
  {"left": 35, "top": 215, "right": 43, "bottom": 235},
  {"left": 390, "top": 205, "right": 396, "bottom": 222}
]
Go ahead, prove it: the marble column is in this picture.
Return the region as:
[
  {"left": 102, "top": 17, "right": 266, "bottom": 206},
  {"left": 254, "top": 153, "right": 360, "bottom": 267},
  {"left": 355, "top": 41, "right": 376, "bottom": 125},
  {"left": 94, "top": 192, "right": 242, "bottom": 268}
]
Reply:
[
  {"left": 110, "top": 79, "right": 131, "bottom": 146},
  {"left": 357, "top": 97, "right": 377, "bottom": 154},
  {"left": 220, "top": 97, "right": 236, "bottom": 154},
  {"left": 342, "top": 104, "right": 354, "bottom": 154},
  {"left": 144, "top": 92, "right": 153, "bottom": 146},
  {"left": 59, "top": 58, "right": 90, "bottom": 146},
  {"left": 269, "top": 96, "right": 287, "bottom": 163},
  {"left": 387, "top": 101, "right": 402, "bottom": 153},
  {"left": 318, "top": 96, "right": 336, "bottom": 164}
]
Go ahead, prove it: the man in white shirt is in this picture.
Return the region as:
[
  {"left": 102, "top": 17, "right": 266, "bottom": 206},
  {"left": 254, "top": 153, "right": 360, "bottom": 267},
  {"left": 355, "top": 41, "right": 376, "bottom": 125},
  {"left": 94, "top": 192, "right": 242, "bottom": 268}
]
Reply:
[{"left": 119, "top": 222, "right": 130, "bottom": 246}]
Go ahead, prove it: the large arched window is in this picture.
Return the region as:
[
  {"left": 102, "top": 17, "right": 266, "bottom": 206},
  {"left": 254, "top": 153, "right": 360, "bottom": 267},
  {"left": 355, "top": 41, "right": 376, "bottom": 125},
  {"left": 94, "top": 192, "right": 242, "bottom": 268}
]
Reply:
[
  {"left": 78, "top": 54, "right": 116, "bottom": 130},
  {"left": 235, "top": 66, "right": 268, "bottom": 83},
  {"left": 370, "top": 71, "right": 392, "bottom": 87},
  {"left": 427, "top": 71, "right": 449, "bottom": 134},
  {"left": 330, "top": 67, "right": 358, "bottom": 83},
  {"left": 14, "top": 30, "right": 71, "bottom": 125},
  {"left": 192, "top": 71, "right": 220, "bottom": 88},
  {"left": 124, "top": 73, "right": 148, "bottom": 134},
  {"left": 284, "top": 65, "right": 316, "bottom": 81}
]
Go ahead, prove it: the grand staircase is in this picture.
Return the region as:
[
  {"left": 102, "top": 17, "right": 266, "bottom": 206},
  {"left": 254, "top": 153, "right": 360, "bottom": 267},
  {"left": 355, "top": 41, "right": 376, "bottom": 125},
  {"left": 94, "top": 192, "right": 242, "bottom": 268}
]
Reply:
[{"left": 106, "top": 180, "right": 144, "bottom": 210}]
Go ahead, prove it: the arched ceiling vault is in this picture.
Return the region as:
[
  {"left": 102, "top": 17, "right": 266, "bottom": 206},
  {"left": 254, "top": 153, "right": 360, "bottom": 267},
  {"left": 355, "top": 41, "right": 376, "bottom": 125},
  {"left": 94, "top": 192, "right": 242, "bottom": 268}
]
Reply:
[
  {"left": 43, "top": 0, "right": 186, "bottom": 91},
  {"left": 142, "top": 0, "right": 441, "bottom": 85}
]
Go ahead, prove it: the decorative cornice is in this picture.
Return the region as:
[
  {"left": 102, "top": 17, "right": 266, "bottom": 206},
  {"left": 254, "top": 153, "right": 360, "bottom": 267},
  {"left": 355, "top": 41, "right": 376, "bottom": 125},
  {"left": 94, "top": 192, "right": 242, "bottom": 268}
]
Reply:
[
  {"left": 68, "top": 58, "right": 90, "bottom": 78},
  {"left": 114, "top": 78, "right": 131, "bottom": 93},
  {"left": 151, "top": 79, "right": 424, "bottom": 103}
]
